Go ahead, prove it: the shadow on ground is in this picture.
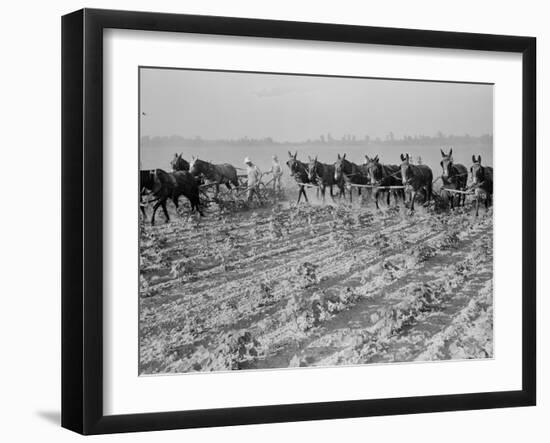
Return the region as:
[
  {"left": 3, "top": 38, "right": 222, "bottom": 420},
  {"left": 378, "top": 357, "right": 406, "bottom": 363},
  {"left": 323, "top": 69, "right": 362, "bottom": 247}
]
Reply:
[{"left": 36, "top": 410, "right": 60, "bottom": 426}]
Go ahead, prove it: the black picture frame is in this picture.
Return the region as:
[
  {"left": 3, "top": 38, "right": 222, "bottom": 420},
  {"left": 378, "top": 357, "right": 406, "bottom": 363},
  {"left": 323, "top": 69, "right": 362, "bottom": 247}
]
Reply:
[{"left": 62, "top": 8, "right": 536, "bottom": 435}]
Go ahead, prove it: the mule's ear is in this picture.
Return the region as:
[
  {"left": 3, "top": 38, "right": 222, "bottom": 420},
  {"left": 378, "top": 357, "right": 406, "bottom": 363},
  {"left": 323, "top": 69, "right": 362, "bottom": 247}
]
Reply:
[
  {"left": 400, "top": 153, "right": 405, "bottom": 161},
  {"left": 375, "top": 155, "right": 379, "bottom": 162},
  {"left": 294, "top": 151, "right": 298, "bottom": 159},
  {"left": 478, "top": 155, "right": 482, "bottom": 163},
  {"left": 343, "top": 153, "right": 346, "bottom": 159},
  {"left": 365, "top": 154, "right": 370, "bottom": 161},
  {"left": 472, "top": 155, "right": 476, "bottom": 163},
  {"left": 406, "top": 153, "right": 410, "bottom": 161},
  {"left": 315, "top": 155, "right": 318, "bottom": 162},
  {"left": 337, "top": 153, "right": 341, "bottom": 160},
  {"left": 440, "top": 148, "right": 446, "bottom": 157},
  {"left": 449, "top": 148, "right": 453, "bottom": 157},
  {"left": 288, "top": 150, "right": 292, "bottom": 158}
]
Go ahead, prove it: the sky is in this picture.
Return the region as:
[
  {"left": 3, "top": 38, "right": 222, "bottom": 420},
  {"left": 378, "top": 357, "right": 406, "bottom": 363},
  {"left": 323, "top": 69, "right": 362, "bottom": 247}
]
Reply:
[{"left": 140, "top": 68, "right": 493, "bottom": 141}]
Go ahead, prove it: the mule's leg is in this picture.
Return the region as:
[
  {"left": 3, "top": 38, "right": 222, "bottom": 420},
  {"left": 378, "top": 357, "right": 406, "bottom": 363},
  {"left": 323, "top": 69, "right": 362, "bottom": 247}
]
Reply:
[
  {"left": 162, "top": 200, "right": 170, "bottom": 222},
  {"left": 140, "top": 194, "right": 147, "bottom": 218},
  {"left": 374, "top": 189, "right": 381, "bottom": 210},
  {"left": 330, "top": 185, "right": 336, "bottom": 203},
  {"left": 187, "top": 194, "right": 202, "bottom": 216},
  {"left": 151, "top": 199, "right": 163, "bottom": 226},
  {"left": 195, "top": 196, "right": 204, "bottom": 216},
  {"left": 297, "top": 186, "right": 303, "bottom": 203},
  {"left": 410, "top": 191, "right": 416, "bottom": 212},
  {"left": 172, "top": 195, "right": 180, "bottom": 214},
  {"left": 475, "top": 197, "right": 480, "bottom": 217},
  {"left": 425, "top": 184, "right": 432, "bottom": 204},
  {"left": 302, "top": 187, "right": 309, "bottom": 203}
]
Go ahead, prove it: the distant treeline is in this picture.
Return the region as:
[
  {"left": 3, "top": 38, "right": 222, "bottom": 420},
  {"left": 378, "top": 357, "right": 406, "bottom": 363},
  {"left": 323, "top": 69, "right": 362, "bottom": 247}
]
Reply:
[{"left": 141, "top": 133, "right": 493, "bottom": 148}]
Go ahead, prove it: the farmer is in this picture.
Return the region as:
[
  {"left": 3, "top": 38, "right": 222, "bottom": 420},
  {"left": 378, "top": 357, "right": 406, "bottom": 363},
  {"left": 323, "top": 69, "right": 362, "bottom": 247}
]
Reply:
[
  {"left": 244, "top": 157, "right": 262, "bottom": 202},
  {"left": 268, "top": 155, "right": 283, "bottom": 192}
]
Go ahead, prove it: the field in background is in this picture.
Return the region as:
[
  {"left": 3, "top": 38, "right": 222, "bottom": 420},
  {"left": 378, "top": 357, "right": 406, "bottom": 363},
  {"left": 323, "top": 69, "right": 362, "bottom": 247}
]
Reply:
[{"left": 139, "top": 195, "right": 493, "bottom": 374}]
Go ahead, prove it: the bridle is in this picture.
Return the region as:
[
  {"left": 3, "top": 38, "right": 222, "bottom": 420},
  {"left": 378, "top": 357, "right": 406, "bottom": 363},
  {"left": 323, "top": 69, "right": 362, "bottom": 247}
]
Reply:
[
  {"left": 288, "top": 159, "right": 308, "bottom": 180},
  {"left": 471, "top": 163, "right": 485, "bottom": 184}
]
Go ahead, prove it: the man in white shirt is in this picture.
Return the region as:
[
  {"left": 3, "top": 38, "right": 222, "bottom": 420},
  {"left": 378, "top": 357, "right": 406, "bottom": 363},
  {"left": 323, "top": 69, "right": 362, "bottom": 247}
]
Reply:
[
  {"left": 269, "top": 155, "right": 283, "bottom": 192},
  {"left": 244, "top": 157, "right": 262, "bottom": 202}
]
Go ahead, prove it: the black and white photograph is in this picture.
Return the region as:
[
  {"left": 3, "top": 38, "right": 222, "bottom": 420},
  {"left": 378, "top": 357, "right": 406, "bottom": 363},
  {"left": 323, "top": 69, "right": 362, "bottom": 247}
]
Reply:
[{"left": 138, "top": 68, "right": 494, "bottom": 375}]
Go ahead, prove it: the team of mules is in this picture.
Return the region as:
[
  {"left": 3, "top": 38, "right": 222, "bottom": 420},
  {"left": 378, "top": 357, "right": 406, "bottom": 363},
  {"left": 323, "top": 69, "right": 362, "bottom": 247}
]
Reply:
[{"left": 140, "top": 149, "right": 494, "bottom": 224}]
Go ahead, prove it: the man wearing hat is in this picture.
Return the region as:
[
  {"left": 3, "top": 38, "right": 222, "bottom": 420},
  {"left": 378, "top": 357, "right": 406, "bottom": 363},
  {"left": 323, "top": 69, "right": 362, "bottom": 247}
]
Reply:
[
  {"left": 244, "top": 157, "right": 262, "bottom": 202},
  {"left": 268, "top": 155, "right": 283, "bottom": 192}
]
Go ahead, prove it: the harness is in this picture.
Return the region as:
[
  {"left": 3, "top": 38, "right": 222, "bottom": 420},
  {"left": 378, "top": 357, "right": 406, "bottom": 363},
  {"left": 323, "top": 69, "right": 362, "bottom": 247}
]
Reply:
[
  {"left": 289, "top": 160, "right": 309, "bottom": 183},
  {"left": 336, "top": 160, "right": 364, "bottom": 182}
]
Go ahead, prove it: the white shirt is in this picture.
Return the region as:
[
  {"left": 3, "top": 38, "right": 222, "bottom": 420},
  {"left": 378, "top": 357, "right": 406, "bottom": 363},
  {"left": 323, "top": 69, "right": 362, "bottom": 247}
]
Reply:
[{"left": 246, "top": 164, "right": 262, "bottom": 187}]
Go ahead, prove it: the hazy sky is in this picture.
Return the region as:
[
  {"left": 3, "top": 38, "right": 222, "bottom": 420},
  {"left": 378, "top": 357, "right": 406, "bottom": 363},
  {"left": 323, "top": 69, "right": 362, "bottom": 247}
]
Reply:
[{"left": 140, "top": 68, "right": 493, "bottom": 141}]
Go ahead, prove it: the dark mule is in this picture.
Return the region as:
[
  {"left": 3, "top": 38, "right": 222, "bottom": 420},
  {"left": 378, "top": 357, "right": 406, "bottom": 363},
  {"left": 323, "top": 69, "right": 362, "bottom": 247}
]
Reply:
[
  {"left": 189, "top": 157, "right": 239, "bottom": 196},
  {"left": 364, "top": 155, "right": 404, "bottom": 209},
  {"left": 170, "top": 153, "right": 190, "bottom": 172},
  {"left": 149, "top": 169, "right": 203, "bottom": 225},
  {"left": 308, "top": 156, "right": 340, "bottom": 203},
  {"left": 286, "top": 151, "right": 313, "bottom": 203},
  {"left": 400, "top": 153, "right": 433, "bottom": 211},
  {"left": 334, "top": 153, "right": 368, "bottom": 203},
  {"left": 470, "top": 155, "right": 493, "bottom": 217},
  {"left": 440, "top": 148, "right": 468, "bottom": 209}
]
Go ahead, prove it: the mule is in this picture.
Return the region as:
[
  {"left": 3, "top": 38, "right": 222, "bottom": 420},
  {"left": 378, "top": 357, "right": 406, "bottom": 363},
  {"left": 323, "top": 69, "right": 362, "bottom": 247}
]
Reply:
[
  {"left": 170, "top": 153, "right": 190, "bottom": 172},
  {"left": 148, "top": 169, "right": 203, "bottom": 225},
  {"left": 364, "top": 155, "right": 404, "bottom": 209},
  {"left": 440, "top": 148, "right": 468, "bottom": 209},
  {"left": 286, "top": 151, "right": 313, "bottom": 203},
  {"left": 189, "top": 157, "right": 239, "bottom": 196},
  {"left": 400, "top": 153, "right": 433, "bottom": 211},
  {"left": 307, "top": 156, "right": 340, "bottom": 203},
  {"left": 470, "top": 155, "right": 493, "bottom": 217},
  {"left": 334, "top": 153, "right": 368, "bottom": 203}
]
